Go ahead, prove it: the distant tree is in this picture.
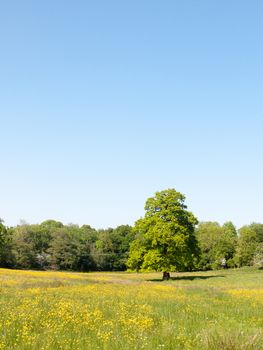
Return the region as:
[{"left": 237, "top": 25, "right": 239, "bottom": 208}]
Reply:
[
  {"left": 248, "top": 223, "right": 263, "bottom": 243},
  {"left": 80, "top": 225, "right": 98, "bottom": 244},
  {"left": 222, "top": 221, "right": 237, "bottom": 239},
  {"left": 12, "top": 225, "right": 36, "bottom": 268},
  {"left": 0, "top": 222, "right": 15, "bottom": 267},
  {"left": 40, "top": 220, "right": 63, "bottom": 230},
  {"left": 196, "top": 222, "right": 222, "bottom": 270},
  {"left": 91, "top": 228, "right": 117, "bottom": 271},
  {"left": 127, "top": 189, "right": 199, "bottom": 280},
  {"left": 47, "top": 226, "right": 81, "bottom": 270},
  {"left": 76, "top": 225, "right": 98, "bottom": 271},
  {"left": 112, "top": 225, "right": 134, "bottom": 270},
  {"left": 92, "top": 225, "right": 133, "bottom": 271},
  {"left": 196, "top": 221, "right": 237, "bottom": 270},
  {"left": 0, "top": 221, "right": 7, "bottom": 250},
  {"left": 13, "top": 224, "right": 53, "bottom": 269},
  {"left": 221, "top": 221, "right": 238, "bottom": 267},
  {"left": 253, "top": 243, "right": 263, "bottom": 268},
  {"left": 235, "top": 226, "right": 258, "bottom": 267}
]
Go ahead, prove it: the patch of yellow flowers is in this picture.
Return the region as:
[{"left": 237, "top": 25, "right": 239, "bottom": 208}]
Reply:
[
  {"left": 227, "top": 289, "right": 263, "bottom": 302},
  {"left": 0, "top": 269, "right": 173, "bottom": 349},
  {"left": 0, "top": 268, "right": 262, "bottom": 350}
]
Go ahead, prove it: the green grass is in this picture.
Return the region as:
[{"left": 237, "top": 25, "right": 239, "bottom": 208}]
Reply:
[{"left": 0, "top": 267, "right": 262, "bottom": 349}]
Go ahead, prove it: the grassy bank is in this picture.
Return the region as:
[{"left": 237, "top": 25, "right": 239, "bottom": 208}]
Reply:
[{"left": 0, "top": 267, "right": 262, "bottom": 349}]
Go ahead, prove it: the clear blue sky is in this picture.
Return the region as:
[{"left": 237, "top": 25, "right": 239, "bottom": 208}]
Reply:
[{"left": 1, "top": 1, "right": 262, "bottom": 229}]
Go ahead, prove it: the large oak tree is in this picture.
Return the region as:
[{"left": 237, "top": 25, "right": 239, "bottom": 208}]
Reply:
[{"left": 127, "top": 189, "right": 199, "bottom": 279}]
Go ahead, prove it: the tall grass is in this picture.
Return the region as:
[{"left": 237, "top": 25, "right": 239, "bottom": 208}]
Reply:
[{"left": 0, "top": 268, "right": 262, "bottom": 349}]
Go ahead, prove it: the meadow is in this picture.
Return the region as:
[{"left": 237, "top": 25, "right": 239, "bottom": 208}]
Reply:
[{"left": 0, "top": 268, "right": 262, "bottom": 350}]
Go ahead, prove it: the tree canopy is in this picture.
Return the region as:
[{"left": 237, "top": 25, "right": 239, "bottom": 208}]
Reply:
[
  {"left": 1, "top": 198, "right": 263, "bottom": 272},
  {"left": 127, "top": 189, "right": 199, "bottom": 279},
  {"left": 195, "top": 221, "right": 237, "bottom": 270}
]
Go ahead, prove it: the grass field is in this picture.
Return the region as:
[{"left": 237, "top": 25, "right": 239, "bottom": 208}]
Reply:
[{"left": 0, "top": 267, "right": 262, "bottom": 350}]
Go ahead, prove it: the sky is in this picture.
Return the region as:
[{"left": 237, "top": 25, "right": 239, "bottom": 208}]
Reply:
[{"left": 0, "top": 0, "right": 262, "bottom": 229}]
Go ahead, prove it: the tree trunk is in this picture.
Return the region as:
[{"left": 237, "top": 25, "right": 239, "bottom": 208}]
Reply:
[{"left": 162, "top": 271, "right": 170, "bottom": 280}]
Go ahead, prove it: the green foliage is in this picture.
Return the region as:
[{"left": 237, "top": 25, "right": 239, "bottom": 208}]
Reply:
[
  {"left": 0, "top": 221, "right": 7, "bottom": 250},
  {"left": 252, "top": 243, "right": 263, "bottom": 268},
  {"left": 92, "top": 225, "right": 133, "bottom": 271},
  {"left": 0, "top": 222, "right": 15, "bottom": 267},
  {"left": 248, "top": 223, "right": 263, "bottom": 242},
  {"left": 196, "top": 221, "right": 237, "bottom": 270},
  {"left": 127, "top": 189, "right": 199, "bottom": 274},
  {"left": 1, "top": 204, "right": 263, "bottom": 273},
  {"left": 1, "top": 217, "right": 133, "bottom": 272},
  {"left": 235, "top": 226, "right": 258, "bottom": 267},
  {"left": 12, "top": 224, "right": 53, "bottom": 268},
  {"left": 234, "top": 223, "right": 263, "bottom": 268}
]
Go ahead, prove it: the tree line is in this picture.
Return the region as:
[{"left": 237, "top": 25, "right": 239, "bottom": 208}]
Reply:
[
  {"left": 0, "top": 190, "right": 262, "bottom": 273},
  {"left": 0, "top": 219, "right": 134, "bottom": 271},
  {"left": 1, "top": 219, "right": 262, "bottom": 272}
]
